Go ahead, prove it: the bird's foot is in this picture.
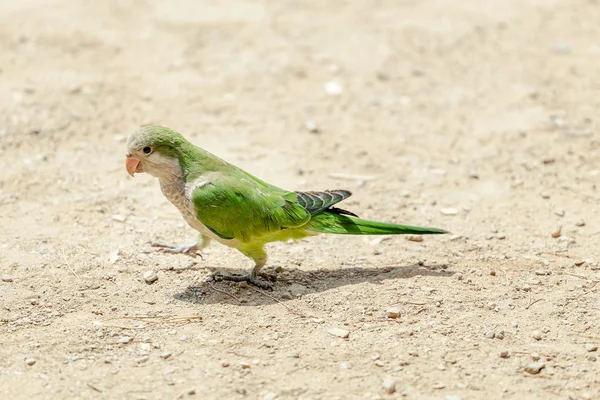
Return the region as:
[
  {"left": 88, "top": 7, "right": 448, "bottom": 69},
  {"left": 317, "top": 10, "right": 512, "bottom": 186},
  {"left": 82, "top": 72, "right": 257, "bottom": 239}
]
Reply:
[
  {"left": 151, "top": 241, "right": 202, "bottom": 258},
  {"left": 216, "top": 272, "right": 275, "bottom": 290}
]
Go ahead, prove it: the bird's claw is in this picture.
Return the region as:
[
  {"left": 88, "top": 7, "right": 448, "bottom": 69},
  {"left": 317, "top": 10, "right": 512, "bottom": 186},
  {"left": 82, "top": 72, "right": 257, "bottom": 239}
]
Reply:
[
  {"left": 150, "top": 242, "right": 203, "bottom": 258},
  {"left": 258, "top": 272, "right": 278, "bottom": 282},
  {"left": 217, "top": 273, "right": 274, "bottom": 290}
]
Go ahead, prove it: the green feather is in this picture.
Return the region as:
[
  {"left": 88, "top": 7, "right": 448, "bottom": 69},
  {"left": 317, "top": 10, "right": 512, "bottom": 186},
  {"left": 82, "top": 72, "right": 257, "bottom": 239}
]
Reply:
[{"left": 306, "top": 212, "right": 448, "bottom": 235}]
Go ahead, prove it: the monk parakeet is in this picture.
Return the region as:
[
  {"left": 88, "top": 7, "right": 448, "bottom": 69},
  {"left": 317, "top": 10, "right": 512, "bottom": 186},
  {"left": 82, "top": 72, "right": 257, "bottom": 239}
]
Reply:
[{"left": 126, "top": 126, "right": 446, "bottom": 289}]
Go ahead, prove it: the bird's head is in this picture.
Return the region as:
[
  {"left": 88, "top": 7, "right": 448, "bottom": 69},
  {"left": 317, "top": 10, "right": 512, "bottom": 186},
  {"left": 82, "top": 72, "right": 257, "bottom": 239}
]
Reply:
[{"left": 125, "top": 125, "right": 186, "bottom": 180}]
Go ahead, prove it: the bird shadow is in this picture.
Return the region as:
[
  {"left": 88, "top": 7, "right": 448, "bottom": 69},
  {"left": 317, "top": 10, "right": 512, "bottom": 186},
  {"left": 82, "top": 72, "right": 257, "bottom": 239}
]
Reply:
[{"left": 173, "top": 263, "right": 454, "bottom": 306}]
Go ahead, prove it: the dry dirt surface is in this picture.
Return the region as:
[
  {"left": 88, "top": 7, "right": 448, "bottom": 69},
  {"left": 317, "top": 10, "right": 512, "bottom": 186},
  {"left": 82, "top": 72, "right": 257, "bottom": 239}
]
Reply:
[{"left": 1, "top": 0, "right": 599, "bottom": 399}]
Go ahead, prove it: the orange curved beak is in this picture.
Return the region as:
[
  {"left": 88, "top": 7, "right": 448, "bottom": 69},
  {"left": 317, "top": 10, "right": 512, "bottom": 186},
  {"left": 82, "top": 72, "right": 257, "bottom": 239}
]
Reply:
[{"left": 125, "top": 155, "right": 141, "bottom": 177}]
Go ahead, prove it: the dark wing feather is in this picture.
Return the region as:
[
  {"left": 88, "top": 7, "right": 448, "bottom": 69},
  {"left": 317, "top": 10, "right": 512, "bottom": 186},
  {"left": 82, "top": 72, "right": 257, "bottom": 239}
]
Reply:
[
  {"left": 327, "top": 206, "right": 359, "bottom": 218},
  {"left": 294, "top": 189, "right": 357, "bottom": 217}
]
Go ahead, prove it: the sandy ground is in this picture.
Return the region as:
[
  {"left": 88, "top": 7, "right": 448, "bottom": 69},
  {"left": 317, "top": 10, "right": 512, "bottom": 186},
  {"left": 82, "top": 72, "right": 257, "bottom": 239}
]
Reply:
[{"left": 1, "top": 0, "right": 599, "bottom": 399}]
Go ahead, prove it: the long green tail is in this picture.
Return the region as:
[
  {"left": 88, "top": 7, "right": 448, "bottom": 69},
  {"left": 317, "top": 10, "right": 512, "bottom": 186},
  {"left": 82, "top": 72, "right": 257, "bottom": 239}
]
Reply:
[{"left": 306, "top": 211, "right": 447, "bottom": 235}]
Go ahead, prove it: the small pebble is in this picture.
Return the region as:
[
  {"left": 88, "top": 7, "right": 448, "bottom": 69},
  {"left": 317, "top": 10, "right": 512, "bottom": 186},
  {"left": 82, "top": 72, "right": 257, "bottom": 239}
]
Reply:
[
  {"left": 585, "top": 344, "right": 598, "bottom": 352},
  {"left": 531, "top": 353, "right": 541, "bottom": 361},
  {"left": 524, "top": 361, "right": 545, "bottom": 375},
  {"left": 495, "top": 330, "right": 505, "bottom": 340},
  {"left": 485, "top": 331, "right": 495, "bottom": 339},
  {"left": 382, "top": 378, "right": 396, "bottom": 394},
  {"left": 575, "top": 220, "right": 585, "bottom": 227},
  {"left": 25, "top": 358, "right": 36, "bottom": 366},
  {"left": 551, "top": 116, "right": 566, "bottom": 128},
  {"left": 407, "top": 235, "right": 423, "bottom": 242},
  {"left": 554, "top": 208, "right": 565, "bottom": 217},
  {"left": 540, "top": 192, "right": 550, "bottom": 199},
  {"left": 558, "top": 236, "right": 575, "bottom": 244},
  {"left": 109, "top": 249, "right": 120, "bottom": 264},
  {"left": 535, "top": 270, "right": 551, "bottom": 276},
  {"left": 135, "top": 356, "right": 149, "bottom": 364},
  {"left": 324, "top": 81, "right": 343, "bottom": 95},
  {"left": 490, "top": 270, "right": 496, "bottom": 276},
  {"left": 163, "top": 366, "right": 180, "bottom": 376},
  {"left": 421, "top": 286, "right": 435, "bottom": 294},
  {"left": 117, "top": 336, "right": 133, "bottom": 344},
  {"left": 441, "top": 208, "right": 458, "bottom": 216},
  {"left": 551, "top": 226, "right": 562, "bottom": 238},
  {"left": 111, "top": 214, "right": 126, "bottom": 222},
  {"left": 553, "top": 43, "right": 571, "bottom": 54},
  {"left": 327, "top": 328, "right": 350, "bottom": 338},
  {"left": 532, "top": 331, "right": 542, "bottom": 341},
  {"left": 240, "top": 361, "right": 251, "bottom": 369},
  {"left": 304, "top": 120, "right": 319, "bottom": 134},
  {"left": 143, "top": 270, "right": 158, "bottom": 284},
  {"left": 221, "top": 361, "right": 230, "bottom": 367},
  {"left": 374, "top": 360, "right": 385, "bottom": 367},
  {"left": 140, "top": 343, "right": 151, "bottom": 351},
  {"left": 280, "top": 293, "right": 293, "bottom": 300},
  {"left": 69, "top": 84, "right": 82, "bottom": 94},
  {"left": 522, "top": 284, "right": 531, "bottom": 292},
  {"left": 1, "top": 276, "right": 13, "bottom": 283},
  {"left": 550, "top": 115, "right": 567, "bottom": 128},
  {"left": 386, "top": 307, "right": 401, "bottom": 319},
  {"left": 444, "top": 355, "right": 456, "bottom": 364},
  {"left": 500, "top": 350, "right": 510, "bottom": 359},
  {"left": 160, "top": 352, "right": 172, "bottom": 359}
]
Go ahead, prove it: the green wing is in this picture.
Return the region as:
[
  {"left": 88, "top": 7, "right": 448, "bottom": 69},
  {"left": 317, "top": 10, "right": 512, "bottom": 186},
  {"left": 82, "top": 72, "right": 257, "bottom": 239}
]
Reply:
[{"left": 191, "top": 176, "right": 310, "bottom": 242}]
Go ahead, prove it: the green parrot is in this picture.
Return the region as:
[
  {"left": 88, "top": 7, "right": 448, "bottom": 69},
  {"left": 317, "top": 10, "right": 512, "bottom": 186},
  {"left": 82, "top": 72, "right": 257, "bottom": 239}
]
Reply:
[{"left": 125, "top": 125, "right": 447, "bottom": 289}]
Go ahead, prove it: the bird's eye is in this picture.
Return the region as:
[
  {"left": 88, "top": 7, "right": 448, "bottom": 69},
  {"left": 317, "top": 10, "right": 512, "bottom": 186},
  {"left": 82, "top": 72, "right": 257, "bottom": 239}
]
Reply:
[{"left": 142, "top": 146, "right": 152, "bottom": 154}]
